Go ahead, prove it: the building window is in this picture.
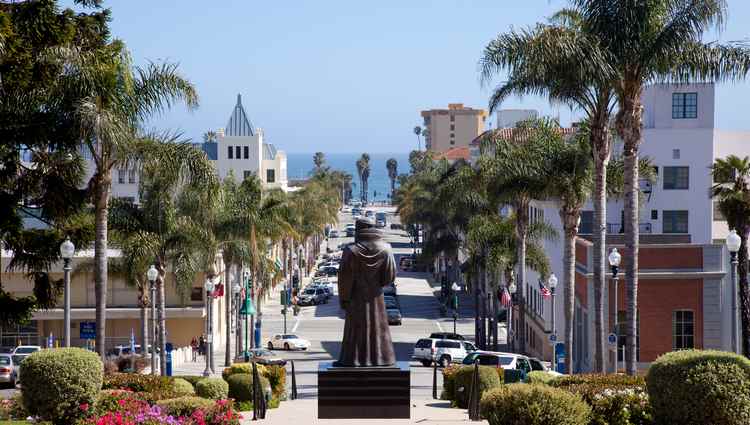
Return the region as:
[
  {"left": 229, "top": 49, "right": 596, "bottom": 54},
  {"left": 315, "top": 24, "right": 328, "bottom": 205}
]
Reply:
[
  {"left": 579, "top": 211, "right": 593, "bottom": 234},
  {"left": 266, "top": 169, "right": 276, "bottom": 183},
  {"left": 190, "top": 288, "right": 203, "bottom": 302},
  {"left": 450, "top": 115, "right": 455, "bottom": 122},
  {"left": 673, "top": 310, "right": 694, "bottom": 350},
  {"left": 244, "top": 146, "right": 249, "bottom": 159},
  {"left": 672, "top": 92, "right": 698, "bottom": 119},
  {"left": 128, "top": 170, "right": 136, "bottom": 184},
  {"left": 663, "top": 166, "right": 689, "bottom": 190},
  {"left": 616, "top": 311, "right": 640, "bottom": 361},
  {"left": 672, "top": 149, "right": 681, "bottom": 159},
  {"left": 235, "top": 146, "right": 241, "bottom": 159},
  {"left": 663, "top": 210, "right": 689, "bottom": 233},
  {"left": 118, "top": 169, "right": 126, "bottom": 184},
  {"left": 228, "top": 146, "right": 233, "bottom": 159},
  {"left": 651, "top": 210, "right": 658, "bottom": 220},
  {"left": 713, "top": 200, "right": 726, "bottom": 221},
  {"left": 450, "top": 124, "right": 455, "bottom": 131},
  {"left": 243, "top": 170, "right": 253, "bottom": 180}
]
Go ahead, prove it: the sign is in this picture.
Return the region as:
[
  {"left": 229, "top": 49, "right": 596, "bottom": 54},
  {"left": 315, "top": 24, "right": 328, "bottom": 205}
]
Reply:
[
  {"left": 80, "top": 322, "right": 96, "bottom": 339},
  {"left": 607, "top": 333, "right": 618, "bottom": 347},
  {"left": 548, "top": 333, "right": 557, "bottom": 343}
]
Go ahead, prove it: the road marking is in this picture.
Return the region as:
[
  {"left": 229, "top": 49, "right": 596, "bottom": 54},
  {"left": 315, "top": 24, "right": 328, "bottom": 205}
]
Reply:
[{"left": 435, "top": 321, "right": 444, "bottom": 332}]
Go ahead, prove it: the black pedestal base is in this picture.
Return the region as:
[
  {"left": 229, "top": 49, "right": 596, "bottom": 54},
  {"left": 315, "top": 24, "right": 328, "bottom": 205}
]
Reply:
[{"left": 318, "top": 361, "right": 410, "bottom": 419}]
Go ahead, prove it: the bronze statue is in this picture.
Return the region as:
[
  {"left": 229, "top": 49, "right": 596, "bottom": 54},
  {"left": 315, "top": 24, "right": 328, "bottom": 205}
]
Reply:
[{"left": 335, "top": 218, "right": 397, "bottom": 367}]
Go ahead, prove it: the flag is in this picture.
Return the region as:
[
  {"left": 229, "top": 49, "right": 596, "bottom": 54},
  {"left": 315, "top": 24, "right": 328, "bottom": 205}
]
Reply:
[
  {"left": 500, "top": 288, "right": 512, "bottom": 308},
  {"left": 539, "top": 280, "right": 551, "bottom": 298},
  {"left": 130, "top": 328, "right": 136, "bottom": 354},
  {"left": 213, "top": 282, "right": 224, "bottom": 298}
]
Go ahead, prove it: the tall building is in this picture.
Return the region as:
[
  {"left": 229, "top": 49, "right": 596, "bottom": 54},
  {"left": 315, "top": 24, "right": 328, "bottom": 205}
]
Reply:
[
  {"left": 421, "top": 104, "right": 487, "bottom": 152},
  {"left": 496, "top": 109, "right": 538, "bottom": 129}
]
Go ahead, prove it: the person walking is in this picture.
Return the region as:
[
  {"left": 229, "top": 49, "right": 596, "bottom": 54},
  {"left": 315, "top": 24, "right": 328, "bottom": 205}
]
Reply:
[
  {"left": 199, "top": 334, "right": 206, "bottom": 358},
  {"left": 190, "top": 337, "right": 198, "bottom": 361}
]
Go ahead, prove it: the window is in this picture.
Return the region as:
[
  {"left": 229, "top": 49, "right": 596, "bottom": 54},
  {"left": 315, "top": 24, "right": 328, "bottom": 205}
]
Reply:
[
  {"left": 190, "top": 288, "right": 203, "bottom": 302},
  {"left": 228, "top": 146, "right": 233, "bottom": 159},
  {"left": 672, "top": 149, "right": 681, "bottom": 159},
  {"left": 266, "top": 169, "right": 275, "bottom": 183},
  {"left": 435, "top": 340, "right": 460, "bottom": 349},
  {"left": 663, "top": 210, "right": 689, "bottom": 233},
  {"left": 117, "top": 169, "right": 126, "bottom": 184},
  {"left": 235, "top": 146, "right": 241, "bottom": 159},
  {"left": 713, "top": 200, "right": 726, "bottom": 221},
  {"left": 579, "top": 211, "right": 593, "bottom": 234},
  {"left": 615, "top": 311, "right": 640, "bottom": 361},
  {"left": 651, "top": 210, "right": 658, "bottom": 220},
  {"left": 128, "top": 170, "right": 136, "bottom": 184},
  {"left": 672, "top": 92, "right": 698, "bottom": 119},
  {"left": 450, "top": 133, "right": 454, "bottom": 139},
  {"left": 244, "top": 146, "right": 249, "bottom": 159},
  {"left": 450, "top": 114, "right": 455, "bottom": 122},
  {"left": 243, "top": 170, "right": 253, "bottom": 180},
  {"left": 673, "top": 310, "right": 694, "bottom": 350},
  {"left": 450, "top": 124, "right": 455, "bottom": 131},
  {"left": 450, "top": 140, "right": 455, "bottom": 145},
  {"left": 663, "top": 166, "right": 689, "bottom": 190}
]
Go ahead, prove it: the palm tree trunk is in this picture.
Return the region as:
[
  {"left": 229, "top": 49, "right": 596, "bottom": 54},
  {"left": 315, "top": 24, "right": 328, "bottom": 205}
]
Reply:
[
  {"left": 739, "top": 229, "right": 750, "bottom": 356},
  {"left": 593, "top": 156, "right": 608, "bottom": 373},
  {"left": 561, "top": 210, "right": 578, "bottom": 375},
  {"left": 157, "top": 270, "right": 167, "bottom": 376},
  {"left": 225, "top": 263, "right": 232, "bottom": 366},
  {"left": 93, "top": 174, "right": 111, "bottom": 359},
  {"left": 516, "top": 206, "right": 529, "bottom": 355},
  {"left": 619, "top": 96, "right": 643, "bottom": 376},
  {"left": 140, "top": 288, "right": 148, "bottom": 357}
]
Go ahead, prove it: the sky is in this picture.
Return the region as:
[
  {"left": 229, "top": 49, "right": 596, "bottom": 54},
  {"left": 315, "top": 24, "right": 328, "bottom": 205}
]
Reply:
[{"left": 64, "top": 1, "right": 750, "bottom": 153}]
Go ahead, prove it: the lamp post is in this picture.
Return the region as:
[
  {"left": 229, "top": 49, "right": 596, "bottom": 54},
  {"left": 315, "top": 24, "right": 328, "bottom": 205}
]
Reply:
[
  {"left": 233, "top": 282, "right": 242, "bottom": 360},
  {"left": 60, "top": 237, "right": 75, "bottom": 347},
  {"left": 204, "top": 277, "right": 216, "bottom": 377},
  {"left": 727, "top": 230, "right": 741, "bottom": 354},
  {"left": 451, "top": 282, "right": 461, "bottom": 335},
  {"left": 508, "top": 282, "right": 517, "bottom": 352},
  {"left": 147, "top": 265, "right": 158, "bottom": 375},
  {"left": 548, "top": 273, "right": 558, "bottom": 337},
  {"left": 608, "top": 248, "right": 622, "bottom": 372}
]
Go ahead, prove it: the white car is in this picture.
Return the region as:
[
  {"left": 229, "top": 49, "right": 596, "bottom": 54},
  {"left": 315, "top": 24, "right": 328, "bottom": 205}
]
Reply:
[
  {"left": 267, "top": 334, "right": 311, "bottom": 351},
  {"left": 12, "top": 345, "right": 40, "bottom": 355}
]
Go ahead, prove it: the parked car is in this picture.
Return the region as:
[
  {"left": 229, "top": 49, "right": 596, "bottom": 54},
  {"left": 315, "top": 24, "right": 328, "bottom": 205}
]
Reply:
[
  {"left": 390, "top": 223, "right": 404, "bottom": 230},
  {"left": 298, "top": 287, "right": 328, "bottom": 305},
  {"left": 241, "top": 348, "right": 287, "bottom": 366},
  {"left": 462, "top": 351, "right": 533, "bottom": 373},
  {"left": 365, "top": 210, "right": 374, "bottom": 218},
  {"left": 267, "top": 334, "right": 310, "bottom": 351},
  {"left": 345, "top": 225, "right": 356, "bottom": 237},
  {"left": 386, "top": 308, "right": 402, "bottom": 326},
  {"left": 329, "top": 229, "right": 340, "bottom": 238},
  {"left": 383, "top": 283, "right": 397, "bottom": 296},
  {"left": 412, "top": 338, "right": 476, "bottom": 367},
  {"left": 0, "top": 354, "right": 16, "bottom": 387},
  {"left": 375, "top": 212, "right": 387, "bottom": 228},
  {"left": 429, "top": 332, "right": 465, "bottom": 341},
  {"left": 528, "top": 357, "right": 562, "bottom": 376},
  {"left": 12, "top": 345, "right": 40, "bottom": 355},
  {"left": 107, "top": 345, "right": 141, "bottom": 358},
  {"left": 11, "top": 354, "right": 26, "bottom": 384}
]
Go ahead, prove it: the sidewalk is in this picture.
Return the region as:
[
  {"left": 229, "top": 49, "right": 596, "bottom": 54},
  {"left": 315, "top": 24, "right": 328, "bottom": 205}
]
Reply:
[{"left": 240, "top": 399, "right": 487, "bottom": 425}]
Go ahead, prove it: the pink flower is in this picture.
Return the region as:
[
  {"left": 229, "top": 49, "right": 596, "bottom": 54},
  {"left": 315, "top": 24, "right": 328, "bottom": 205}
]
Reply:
[
  {"left": 80, "top": 403, "right": 90, "bottom": 412},
  {"left": 118, "top": 399, "right": 127, "bottom": 406}
]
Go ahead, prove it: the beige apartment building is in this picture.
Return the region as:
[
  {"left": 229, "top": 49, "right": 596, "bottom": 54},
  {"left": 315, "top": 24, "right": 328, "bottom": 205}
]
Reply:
[{"left": 421, "top": 104, "right": 487, "bottom": 152}]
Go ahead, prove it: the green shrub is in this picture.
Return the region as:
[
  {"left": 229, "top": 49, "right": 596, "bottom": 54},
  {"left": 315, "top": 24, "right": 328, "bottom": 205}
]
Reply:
[
  {"left": 526, "top": 371, "right": 557, "bottom": 385},
  {"left": 180, "top": 375, "right": 205, "bottom": 387},
  {"left": 264, "top": 364, "right": 286, "bottom": 398},
  {"left": 221, "top": 362, "right": 268, "bottom": 381},
  {"left": 171, "top": 377, "right": 196, "bottom": 396},
  {"left": 646, "top": 349, "right": 750, "bottom": 425},
  {"left": 20, "top": 347, "right": 103, "bottom": 424},
  {"left": 480, "top": 384, "right": 591, "bottom": 425},
  {"left": 156, "top": 396, "right": 215, "bottom": 416},
  {"left": 226, "top": 373, "right": 270, "bottom": 402},
  {"left": 195, "top": 377, "right": 229, "bottom": 400},
  {"left": 441, "top": 365, "right": 461, "bottom": 402},
  {"left": 453, "top": 365, "right": 502, "bottom": 409},
  {"left": 551, "top": 374, "right": 646, "bottom": 402},
  {"left": 102, "top": 373, "right": 177, "bottom": 401}
]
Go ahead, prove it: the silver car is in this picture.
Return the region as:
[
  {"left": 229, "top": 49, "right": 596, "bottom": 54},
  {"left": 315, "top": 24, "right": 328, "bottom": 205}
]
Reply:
[{"left": 0, "top": 354, "right": 16, "bottom": 387}]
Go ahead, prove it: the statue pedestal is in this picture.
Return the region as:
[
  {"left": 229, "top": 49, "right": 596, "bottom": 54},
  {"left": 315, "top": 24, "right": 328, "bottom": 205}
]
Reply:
[{"left": 317, "top": 361, "right": 410, "bottom": 419}]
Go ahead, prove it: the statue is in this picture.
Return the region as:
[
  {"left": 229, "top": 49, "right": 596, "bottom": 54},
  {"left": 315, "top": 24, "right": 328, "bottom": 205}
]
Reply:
[{"left": 335, "top": 218, "right": 397, "bottom": 367}]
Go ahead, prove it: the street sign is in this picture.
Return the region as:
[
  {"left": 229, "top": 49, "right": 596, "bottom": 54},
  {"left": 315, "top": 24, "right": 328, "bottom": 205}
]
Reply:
[
  {"left": 607, "top": 333, "right": 618, "bottom": 346},
  {"left": 80, "top": 322, "right": 96, "bottom": 339},
  {"left": 548, "top": 333, "right": 557, "bottom": 343}
]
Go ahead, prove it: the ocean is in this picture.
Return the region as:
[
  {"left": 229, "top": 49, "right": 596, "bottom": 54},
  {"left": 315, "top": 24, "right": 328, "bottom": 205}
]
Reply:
[{"left": 286, "top": 152, "right": 410, "bottom": 202}]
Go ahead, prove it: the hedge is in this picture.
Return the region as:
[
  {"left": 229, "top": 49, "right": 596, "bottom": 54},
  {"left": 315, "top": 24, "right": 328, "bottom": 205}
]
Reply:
[
  {"left": 156, "top": 396, "right": 215, "bottom": 417},
  {"left": 171, "top": 377, "right": 196, "bottom": 396},
  {"left": 180, "top": 375, "right": 205, "bottom": 387},
  {"left": 102, "top": 373, "right": 177, "bottom": 402},
  {"left": 195, "top": 377, "right": 229, "bottom": 400},
  {"left": 221, "top": 362, "right": 268, "bottom": 381},
  {"left": 526, "top": 371, "right": 557, "bottom": 385},
  {"left": 550, "top": 374, "right": 646, "bottom": 403},
  {"left": 453, "top": 365, "right": 502, "bottom": 409},
  {"left": 226, "top": 373, "right": 270, "bottom": 402},
  {"left": 20, "top": 347, "right": 103, "bottom": 424},
  {"left": 480, "top": 384, "right": 591, "bottom": 425},
  {"left": 264, "top": 365, "right": 286, "bottom": 398},
  {"left": 646, "top": 350, "right": 750, "bottom": 425}
]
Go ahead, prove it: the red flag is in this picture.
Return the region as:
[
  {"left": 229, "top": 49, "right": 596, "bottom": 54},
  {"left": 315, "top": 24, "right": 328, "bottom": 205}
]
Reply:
[
  {"left": 539, "top": 281, "right": 551, "bottom": 299},
  {"left": 213, "top": 283, "right": 224, "bottom": 298},
  {"left": 500, "top": 288, "right": 512, "bottom": 308}
]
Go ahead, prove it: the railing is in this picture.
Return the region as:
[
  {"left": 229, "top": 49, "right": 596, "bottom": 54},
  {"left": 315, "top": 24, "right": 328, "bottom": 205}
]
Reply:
[{"left": 606, "top": 222, "right": 652, "bottom": 234}]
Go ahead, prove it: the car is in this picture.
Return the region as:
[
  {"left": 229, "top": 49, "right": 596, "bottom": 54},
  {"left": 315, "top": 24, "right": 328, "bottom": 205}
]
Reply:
[
  {"left": 307, "top": 282, "right": 333, "bottom": 298},
  {"left": 383, "top": 282, "right": 397, "bottom": 296},
  {"left": 322, "top": 266, "right": 339, "bottom": 277},
  {"left": 240, "top": 348, "right": 287, "bottom": 366},
  {"left": 351, "top": 207, "right": 361, "bottom": 216},
  {"left": 0, "top": 354, "right": 16, "bottom": 387},
  {"left": 0, "top": 347, "right": 13, "bottom": 354},
  {"left": 298, "top": 287, "right": 328, "bottom": 305},
  {"left": 12, "top": 345, "right": 40, "bottom": 355},
  {"left": 375, "top": 212, "right": 387, "bottom": 227},
  {"left": 345, "top": 227, "right": 356, "bottom": 237},
  {"left": 107, "top": 345, "right": 142, "bottom": 358},
  {"left": 462, "top": 351, "right": 533, "bottom": 374},
  {"left": 429, "top": 332, "right": 465, "bottom": 341},
  {"left": 384, "top": 295, "right": 399, "bottom": 309},
  {"left": 329, "top": 229, "right": 340, "bottom": 238},
  {"left": 365, "top": 210, "right": 374, "bottom": 218},
  {"left": 412, "top": 338, "right": 476, "bottom": 367},
  {"left": 386, "top": 308, "right": 402, "bottom": 325},
  {"left": 399, "top": 257, "right": 414, "bottom": 271},
  {"left": 267, "top": 334, "right": 310, "bottom": 351},
  {"left": 528, "top": 357, "right": 563, "bottom": 376}
]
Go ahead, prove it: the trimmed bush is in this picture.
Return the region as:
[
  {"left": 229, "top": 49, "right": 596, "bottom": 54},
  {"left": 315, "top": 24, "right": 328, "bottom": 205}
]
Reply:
[
  {"left": 221, "top": 362, "right": 268, "bottom": 381},
  {"left": 156, "top": 396, "right": 214, "bottom": 416},
  {"left": 20, "top": 347, "right": 103, "bottom": 424},
  {"left": 171, "top": 377, "right": 196, "bottom": 396},
  {"left": 264, "top": 364, "right": 287, "bottom": 398},
  {"left": 453, "top": 365, "right": 502, "bottom": 408},
  {"left": 102, "top": 373, "right": 177, "bottom": 401},
  {"left": 646, "top": 349, "right": 750, "bottom": 425},
  {"left": 226, "top": 373, "right": 270, "bottom": 402},
  {"left": 526, "top": 371, "right": 557, "bottom": 385},
  {"left": 480, "top": 384, "right": 591, "bottom": 425},
  {"left": 195, "top": 377, "right": 229, "bottom": 400},
  {"left": 180, "top": 375, "right": 205, "bottom": 387},
  {"left": 441, "top": 365, "right": 461, "bottom": 402}
]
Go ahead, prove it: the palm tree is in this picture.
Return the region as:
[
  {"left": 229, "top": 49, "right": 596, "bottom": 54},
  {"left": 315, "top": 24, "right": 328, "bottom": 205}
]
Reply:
[
  {"left": 712, "top": 155, "right": 750, "bottom": 355},
  {"left": 57, "top": 43, "right": 198, "bottom": 358},
  {"left": 356, "top": 154, "right": 371, "bottom": 204},
  {"left": 203, "top": 131, "right": 217, "bottom": 143},
  {"left": 572, "top": 0, "right": 750, "bottom": 375},
  {"left": 386, "top": 158, "right": 398, "bottom": 199},
  {"left": 480, "top": 9, "right": 616, "bottom": 372},
  {"left": 414, "top": 126, "right": 423, "bottom": 150},
  {"left": 313, "top": 152, "right": 326, "bottom": 171}
]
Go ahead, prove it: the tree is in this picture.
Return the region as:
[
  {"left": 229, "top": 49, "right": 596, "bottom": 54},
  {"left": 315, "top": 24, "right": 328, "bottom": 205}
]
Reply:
[
  {"left": 480, "top": 9, "right": 616, "bottom": 372},
  {"left": 313, "top": 152, "right": 326, "bottom": 171},
  {"left": 413, "top": 126, "right": 423, "bottom": 150},
  {"left": 356, "top": 154, "right": 371, "bottom": 204},
  {"left": 203, "top": 131, "right": 217, "bottom": 143},
  {"left": 572, "top": 0, "right": 750, "bottom": 374},
  {"left": 386, "top": 158, "right": 398, "bottom": 199},
  {"left": 711, "top": 155, "right": 750, "bottom": 356},
  {"left": 57, "top": 42, "right": 198, "bottom": 359}
]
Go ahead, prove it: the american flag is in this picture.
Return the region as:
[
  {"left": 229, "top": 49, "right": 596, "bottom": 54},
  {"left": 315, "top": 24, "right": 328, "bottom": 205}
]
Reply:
[
  {"left": 500, "top": 287, "right": 512, "bottom": 307},
  {"left": 539, "top": 280, "right": 551, "bottom": 298}
]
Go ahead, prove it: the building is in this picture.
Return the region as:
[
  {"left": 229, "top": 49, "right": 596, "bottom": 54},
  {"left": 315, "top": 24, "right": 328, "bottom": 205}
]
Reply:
[
  {"left": 421, "top": 104, "right": 487, "bottom": 152},
  {"left": 496, "top": 109, "right": 538, "bottom": 129},
  {"left": 201, "top": 94, "right": 288, "bottom": 190},
  {"left": 528, "top": 83, "right": 748, "bottom": 372}
]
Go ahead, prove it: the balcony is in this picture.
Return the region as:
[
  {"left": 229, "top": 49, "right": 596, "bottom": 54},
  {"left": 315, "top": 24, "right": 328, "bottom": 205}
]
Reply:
[{"left": 606, "top": 222, "right": 652, "bottom": 234}]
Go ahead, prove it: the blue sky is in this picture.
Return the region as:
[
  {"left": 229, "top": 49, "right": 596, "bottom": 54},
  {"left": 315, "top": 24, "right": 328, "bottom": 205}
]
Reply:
[{"left": 66, "top": 1, "right": 750, "bottom": 153}]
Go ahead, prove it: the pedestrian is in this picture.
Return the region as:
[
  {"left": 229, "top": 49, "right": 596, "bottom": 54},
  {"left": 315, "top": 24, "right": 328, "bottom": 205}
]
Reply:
[
  {"left": 199, "top": 334, "right": 206, "bottom": 357},
  {"left": 190, "top": 337, "right": 198, "bottom": 361}
]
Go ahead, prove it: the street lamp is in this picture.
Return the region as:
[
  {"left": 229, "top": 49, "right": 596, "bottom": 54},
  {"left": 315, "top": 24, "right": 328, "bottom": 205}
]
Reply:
[
  {"left": 727, "top": 230, "right": 741, "bottom": 354},
  {"left": 508, "top": 282, "right": 517, "bottom": 352},
  {"left": 59, "top": 237, "right": 75, "bottom": 348},
  {"left": 232, "top": 282, "right": 242, "bottom": 360},
  {"left": 608, "top": 248, "right": 622, "bottom": 371},
  {"left": 147, "top": 265, "right": 158, "bottom": 375},
  {"left": 451, "top": 282, "right": 461, "bottom": 335},
  {"left": 548, "top": 273, "right": 558, "bottom": 336},
  {"left": 204, "top": 277, "right": 217, "bottom": 377}
]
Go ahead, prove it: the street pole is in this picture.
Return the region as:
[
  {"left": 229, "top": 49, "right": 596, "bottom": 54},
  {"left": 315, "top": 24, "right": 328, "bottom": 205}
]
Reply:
[
  {"left": 731, "top": 251, "right": 739, "bottom": 354},
  {"left": 614, "top": 274, "right": 619, "bottom": 372},
  {"left": 204, "top": 286, "right": 212, "bottom": 377},
  {"left": 150, "top": 281, "right": 156, "bottom": 374},
  {"left": 63, "top": 257, "right": 71, "bottom": 347},
  {"left": 245, "top": 273, "right": 250, "bottom": 361}
]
